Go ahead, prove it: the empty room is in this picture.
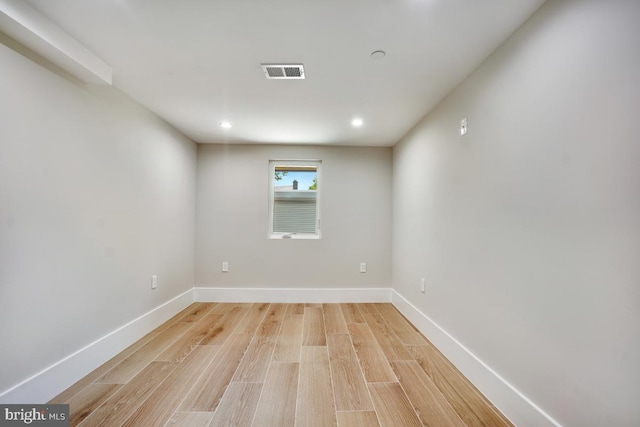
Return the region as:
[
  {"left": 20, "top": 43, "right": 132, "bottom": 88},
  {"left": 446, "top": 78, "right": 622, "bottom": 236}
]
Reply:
[{"left": 1, "top": 0, "right": 638, "bottom": 426}]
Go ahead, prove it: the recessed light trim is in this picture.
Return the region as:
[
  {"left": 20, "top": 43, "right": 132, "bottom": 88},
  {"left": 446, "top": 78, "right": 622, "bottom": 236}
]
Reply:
[
  {"left": 220, "top": 121, "right": 232, "bottom": 129},
  {"left": 351, "top": 118, "right": 364, "bottom": 127},
  {"left": 370, "top": 50, "right": 386, "bottom": 60}
]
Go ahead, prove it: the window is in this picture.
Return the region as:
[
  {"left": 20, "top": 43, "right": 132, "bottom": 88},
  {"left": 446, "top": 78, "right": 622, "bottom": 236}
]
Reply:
[{"left": 269, "top": 160, "right": 321, "bottom": 239}]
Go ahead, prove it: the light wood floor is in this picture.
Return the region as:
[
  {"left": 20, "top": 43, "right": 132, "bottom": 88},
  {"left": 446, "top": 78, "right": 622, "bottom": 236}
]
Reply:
[{"left": 50, "top": 303, "right": 514, "bottom": 427}]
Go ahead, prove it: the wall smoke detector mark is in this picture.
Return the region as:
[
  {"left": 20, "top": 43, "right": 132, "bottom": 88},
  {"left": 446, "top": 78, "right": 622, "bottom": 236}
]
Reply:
[{"left": 262, "top": 64, "right": 305, "bottom": 79}]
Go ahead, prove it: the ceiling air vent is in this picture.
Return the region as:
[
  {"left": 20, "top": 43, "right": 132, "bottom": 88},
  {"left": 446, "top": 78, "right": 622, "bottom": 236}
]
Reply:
[{"left": 261, "top": 64, "right": 305, "bottom": 79}]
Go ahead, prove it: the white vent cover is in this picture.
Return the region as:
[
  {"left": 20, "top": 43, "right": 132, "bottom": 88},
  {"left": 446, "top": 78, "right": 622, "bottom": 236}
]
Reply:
[{"left": 261, "top": 64, "right": 305, "bottom": 79}]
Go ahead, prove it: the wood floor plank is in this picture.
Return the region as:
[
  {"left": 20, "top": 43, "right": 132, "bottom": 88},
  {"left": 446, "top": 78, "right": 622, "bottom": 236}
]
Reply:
[
  {"left": 323, "top": 303, "right": 349, "bottom": 334},
  {"left": 95, "top": 321, "right": 192, "bottom": 384},
  {"left": 286, "top": 303, "right": 305, "bottom": 315},
  {"left": 122, "top": 345, "right": 220, "bottom": 427},
  {"left": 209, "top": 303, "right": 238, "bottom": 315},
  {"left": 178, "top": 302, "right": 216, "bottom": 323},
  {"left": 234, "top": 303, "right": 270, "bottom": 334},
  {"left": 252, "top": 362, "right": 299, "bottom": 427},
  {"left": 155, "top": 306, "right": 228, "bottom": 362},
  {"left": 327, "top": 334, "right": 373, "bottom": 411},
  {"left": 209, "top": 382, "right": 263, "bottom": 427},
  {"left": 77, "top": 361, "right": 177, "bottom": 426},
  {"left": 263, "top": 303, "right": 287, "bottom": 323},
  {"left": 166, "top": 412, "right": 214, "bottom": 427},
  {"left": 200, "top": 306, "right": 250, "bottom": 345},
  {"left": 49, "top": 330, "right": 159, "bottom": 403},
  {"left": 373, "top": 304, "right": 428, "bottom": 346},
  {"left": 340, "top": 303, "right": 365, "bottom": 324},
  {"left": 179, "top": 334, "right": 253, "bottom": 412},
  {"left": 336, "top": 411, "right": 381, "bottom": 427},
  {"left": 302, "top": 307, "right": 326, "bottom": 346},
  {"left": 66, "top": 383, "right": 121, "bottom": 426},
  {"left": 154, "top": 303, "right": 203, "bottom": 333},
  {"left": 392, "top": 360, "right": 466, "bottom": 427},
  {"left": 407, "top": 344, "right": 513, "bottom": 427},
  {"left": 297, "top": 346, "right": 337, "bottom": 427},
  {"left": 273, "top": 314, "right": 303, "bottom": 362},
  {"left": 359, "top": 306, "right": 412, "bottom": 361},
  {"left": 368, "top": 382, "right": 422, "bottom": 427},
  {"left": 347, "top": 323, "right": 396, "bottom": 383},
  {"left": 301, "top": 345, "right": 328, "bottom": 363},
  {"left": 232, "top": 324, "right": 279, "bottom": 383},
  {"left": 256, "top": 317, "right": 283, "bottom": 337}
]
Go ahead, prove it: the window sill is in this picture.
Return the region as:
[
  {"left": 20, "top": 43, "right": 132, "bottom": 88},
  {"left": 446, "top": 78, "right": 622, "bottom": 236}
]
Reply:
[{"left": 269, "top": 233, "right": 320, "bottom": 240}]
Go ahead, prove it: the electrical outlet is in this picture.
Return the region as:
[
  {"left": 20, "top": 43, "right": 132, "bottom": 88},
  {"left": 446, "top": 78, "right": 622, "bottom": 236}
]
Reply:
[
  {"left": 460, "top": 117, "right": 468, "bottom": 136},
  {"left": 151, "top": 275, "right": 158, "bottom": 289},
  {"left": 360, "top": 262, "right": 367, "bottom": 273},
  {"left": 420, "top": 277, "right": 425, "bottom": 293},
  {"left": 222, "top": 261, "right": 229, "bottom": 272}
]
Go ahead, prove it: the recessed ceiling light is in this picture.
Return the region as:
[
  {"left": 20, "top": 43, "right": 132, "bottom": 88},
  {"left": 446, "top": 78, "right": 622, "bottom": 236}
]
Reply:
[
  {"left": 351, "top": 118, "right": 364, "bottom": 127},
  {"left": 220, "top": 121, "right": 232, "bottom": 129}
]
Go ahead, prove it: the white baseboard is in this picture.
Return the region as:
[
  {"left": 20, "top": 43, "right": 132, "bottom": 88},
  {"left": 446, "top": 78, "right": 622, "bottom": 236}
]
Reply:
[
  {"left": 194, "top": 286, "right": 392, "bottom": 303},
  {"left": 0, "top": 288, "right": 194, "bottom": 404},
  {"left": 391, "top": 290, "right": 561, "bottom": 427}
]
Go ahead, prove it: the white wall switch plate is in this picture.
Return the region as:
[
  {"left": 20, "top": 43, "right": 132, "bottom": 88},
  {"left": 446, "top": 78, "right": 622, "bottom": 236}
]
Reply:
[
  {"left": 151, "top": 275, "right": 157, "bottom": 289},
  {"left": 420, "top": 277, "right": 426, "bottom": 293},
  {"left": 461, "top": 117, "right": 468, "bottom": 136},
  {"left": 222, "top": 261, "right": 229, "bottom": 272},
  {"left": 360, "top": 262, "right": 367, "bottom": 273}
]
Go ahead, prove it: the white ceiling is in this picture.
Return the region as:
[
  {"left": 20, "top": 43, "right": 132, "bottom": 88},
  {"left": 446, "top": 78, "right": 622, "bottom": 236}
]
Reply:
[{"left": 23, "top": 0, "right": 545, "bottom": 146}]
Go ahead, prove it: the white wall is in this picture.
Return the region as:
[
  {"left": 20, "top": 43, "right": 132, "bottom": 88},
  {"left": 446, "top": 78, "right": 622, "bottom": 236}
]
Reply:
[
  {"left": 0, "top": 41, "right": 197, "bottom": 397},
  {"left": 196, "top": 144, "right": 392, "bottom": 288},
  {"left": 392, "top": 1, "right": 640, "bottom": 426}
]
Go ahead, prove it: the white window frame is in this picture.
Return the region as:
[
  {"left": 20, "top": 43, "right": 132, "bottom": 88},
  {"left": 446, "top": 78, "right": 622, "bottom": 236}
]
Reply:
[{"left": 268, "top": 159, "right": 321, "bottom": 239}]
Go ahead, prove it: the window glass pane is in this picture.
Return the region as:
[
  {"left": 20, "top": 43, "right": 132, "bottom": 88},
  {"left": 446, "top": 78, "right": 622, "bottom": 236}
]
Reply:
[
  {"left": 272, "top": 163, "right": 318, "bottom": 235},
  {"left": 274, "top": 167, "right": 317, "bottom": 190}
]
